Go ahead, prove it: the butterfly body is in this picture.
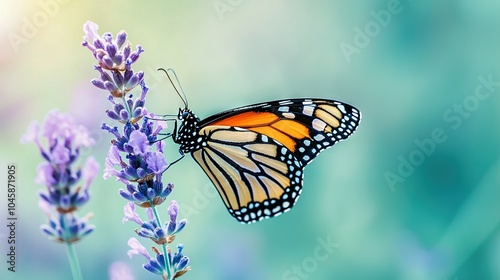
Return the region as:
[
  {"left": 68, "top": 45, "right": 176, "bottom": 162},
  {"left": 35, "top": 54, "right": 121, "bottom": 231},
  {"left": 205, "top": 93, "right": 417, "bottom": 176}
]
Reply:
[
  {"left": 175, "top": 109, "right": 204, "bottom": 153},
  {"left": 172, "top": 98, "right": 361, "bottom": 223}
]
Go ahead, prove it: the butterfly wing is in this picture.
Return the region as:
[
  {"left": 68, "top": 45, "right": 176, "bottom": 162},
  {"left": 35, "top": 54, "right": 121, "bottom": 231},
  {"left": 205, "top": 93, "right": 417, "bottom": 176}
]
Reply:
[{"left": 192, "top": 99, "right": 361, "bottom": 223}]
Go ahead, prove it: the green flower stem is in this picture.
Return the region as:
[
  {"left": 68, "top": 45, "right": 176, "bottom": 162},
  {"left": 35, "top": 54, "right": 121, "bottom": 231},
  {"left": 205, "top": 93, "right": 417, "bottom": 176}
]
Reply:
[
  {"left": 152, "top": 205, "right": 172, "bottom": 279},
  {"left": 61, "top": 215, "right": 83, "bottom": 280},
  {"left": 66, "top": 243, "right": 83, "bottom": 280}
]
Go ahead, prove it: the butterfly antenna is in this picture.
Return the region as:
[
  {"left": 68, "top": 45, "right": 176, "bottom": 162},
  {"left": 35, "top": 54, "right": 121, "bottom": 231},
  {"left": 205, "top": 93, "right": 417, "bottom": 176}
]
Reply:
[{"left": 157, "top": 67, "right": 189, "bottom": 109}]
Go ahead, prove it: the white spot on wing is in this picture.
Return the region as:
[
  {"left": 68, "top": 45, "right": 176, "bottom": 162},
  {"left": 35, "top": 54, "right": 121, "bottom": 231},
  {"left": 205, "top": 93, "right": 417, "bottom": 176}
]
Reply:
[
  {"left": 312, "top": 119, "right": 327, "bottom": 131},
  {"left": 314, "top": 134, "right": 325, "bottom": 141},
  {"left": 302, "top": 106, "right": 314, "bottom": 116}
]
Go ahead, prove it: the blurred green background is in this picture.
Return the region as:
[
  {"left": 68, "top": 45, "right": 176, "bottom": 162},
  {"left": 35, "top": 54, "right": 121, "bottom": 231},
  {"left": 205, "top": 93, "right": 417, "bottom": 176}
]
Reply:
[{"left": 1, "top": 0, "right": 499, "bottom": 279}]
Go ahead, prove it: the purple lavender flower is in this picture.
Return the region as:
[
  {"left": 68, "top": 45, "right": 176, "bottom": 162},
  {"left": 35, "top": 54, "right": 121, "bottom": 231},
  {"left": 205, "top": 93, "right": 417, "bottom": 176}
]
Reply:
[
  {"left": 38, "top": 156, "right": 99, "bottom": 213},
  {"left": 123, "top": 202, "right": 143, "bottom": 225},
  {"left": 23, "top": 110, "right": 98, "bottom": 280},
  {"left": 103, "top": 81, "right": 149, "bottom": 124},
  {"left": 167, "top": 201, "right": 187, "bottom": 236},
  {"left": 39, "top": 208, "right": 95, "bottom": 244},
  {"left": 123, "top": 202, "right": 186, "bottom": 244},
  {"left": 127, "top": 238, "right": 191, "bottom": 279},
  {"left": 82, "top": 21, "right": 144, "bottom": 98},
  {"left": 171, "top": 244, "right": 190, "bottom": 277},
  {"left": 22, "top": 110, "right": 98, "bottom": 241},
  {"left": 83, "top": 20, "right": 190, "bottom": 280},
  {"left": 102, "top": 117, "right": 171, "bottom": 207},
  {"left": 109, "top": 262, "right": 135, "bottom": 280}
]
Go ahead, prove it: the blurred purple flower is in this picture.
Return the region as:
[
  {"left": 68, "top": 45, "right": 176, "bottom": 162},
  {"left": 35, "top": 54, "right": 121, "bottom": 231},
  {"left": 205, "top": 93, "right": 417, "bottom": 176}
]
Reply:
[
  {"left": 35, "top": 162, "right": 56, "bottom": 186},
  {"left": 20, "top": 121, "right": 40, "bottom": 145},
  {"left": 40, "top": 110, "right": 94, "bottom": 148},
  {"left": 109, "top": 262, "right": 135, "bottom": 280},
  {"left": 123, "top": 202, "right": 143, "bottom": 225},
  {"left": 103, "top": 145, "right": 123, "bottom": 180},
  {"left": 127, "top": 237, "right": 151, "bottom": 260},
  {"left": 22, "top": 110, "right": 98, "bottom": 243},
  {"left": 82, "top": 157, "right": 100, "bottom": 189},
  {"left": 40, "top": 212, "right": 95, "bottom": 244}
]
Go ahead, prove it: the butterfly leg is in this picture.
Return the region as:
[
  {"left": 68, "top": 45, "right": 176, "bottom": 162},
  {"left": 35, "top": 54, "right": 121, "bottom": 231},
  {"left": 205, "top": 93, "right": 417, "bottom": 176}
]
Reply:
[
  {"left": 153, "top": 132, "right": 173, "bottom": 142},
  {"left": 162, "top": 149, "right": 185, "bottom": 174}
]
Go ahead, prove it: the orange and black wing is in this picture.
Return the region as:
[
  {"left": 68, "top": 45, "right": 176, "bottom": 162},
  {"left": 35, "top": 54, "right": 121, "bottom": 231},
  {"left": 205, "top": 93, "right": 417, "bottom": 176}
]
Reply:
[{"left": 191, "top": 98, "right": 361, "bottom": 223}]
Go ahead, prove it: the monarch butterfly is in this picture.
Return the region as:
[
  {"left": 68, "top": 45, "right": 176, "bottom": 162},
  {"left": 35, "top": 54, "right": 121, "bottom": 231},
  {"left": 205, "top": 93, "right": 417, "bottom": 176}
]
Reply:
[{"left": 163, "top": 70, "right": 361, "bottom": 223}]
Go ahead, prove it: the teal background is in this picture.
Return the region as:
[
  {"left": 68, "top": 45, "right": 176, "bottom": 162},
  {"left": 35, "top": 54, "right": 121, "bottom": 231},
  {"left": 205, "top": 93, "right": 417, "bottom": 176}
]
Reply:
[{"left": 1, "top": 0, "right": 500, "bottom": 279}]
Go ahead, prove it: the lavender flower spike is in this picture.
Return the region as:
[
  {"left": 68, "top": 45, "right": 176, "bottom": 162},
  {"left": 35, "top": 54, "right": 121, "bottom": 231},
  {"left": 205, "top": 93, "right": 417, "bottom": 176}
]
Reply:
[
  {"left": 83, "top": 21, "right": 190, "bottom": 280},
  {"left": 82, "top": 20, "right": 144, "bottom": 98},
  {"left": 22, "top": 110, "right": 98, "bottom": 227},
  {"left": 23, "top": 110, "right": 99, "bottom": 280}
]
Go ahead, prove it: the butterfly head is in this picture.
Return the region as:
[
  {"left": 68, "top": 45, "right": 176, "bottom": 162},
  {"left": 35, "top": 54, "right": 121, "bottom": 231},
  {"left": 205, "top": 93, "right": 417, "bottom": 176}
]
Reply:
[{"left": 176, "top": 108, "right": 203, "bottom": 153}]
